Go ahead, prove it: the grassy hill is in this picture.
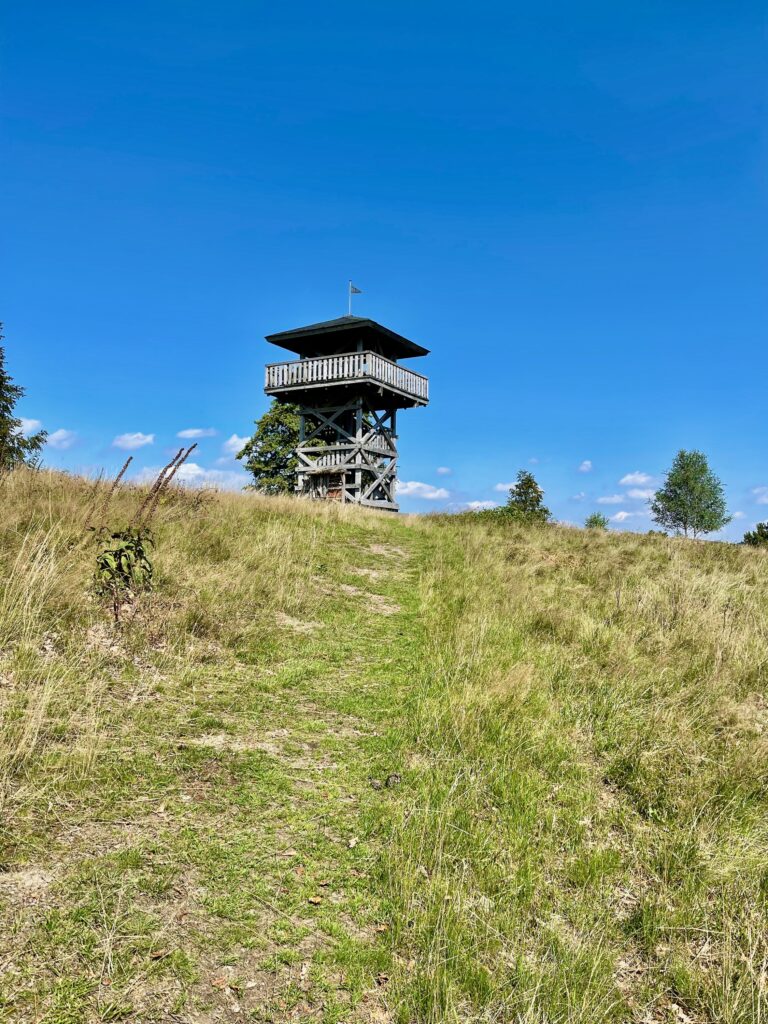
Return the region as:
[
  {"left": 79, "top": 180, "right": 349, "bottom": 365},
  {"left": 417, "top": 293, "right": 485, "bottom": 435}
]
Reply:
[{"left": 1, "top": 470, "right": 766, "bottom": 1024}]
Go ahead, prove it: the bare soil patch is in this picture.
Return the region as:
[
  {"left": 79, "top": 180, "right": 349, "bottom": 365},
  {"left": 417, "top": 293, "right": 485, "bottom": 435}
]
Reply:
[
  {"left": 275, "top": 612, "right": 321, "bottom": 633},
  {"left": 368, "top": 543, "right": 408, "bottom": 560}
]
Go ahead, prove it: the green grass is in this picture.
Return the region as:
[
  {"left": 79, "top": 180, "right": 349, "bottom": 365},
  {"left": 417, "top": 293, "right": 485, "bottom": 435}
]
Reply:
[{"left": 0, "top": 469, "right": 766, "bottom": 1022}]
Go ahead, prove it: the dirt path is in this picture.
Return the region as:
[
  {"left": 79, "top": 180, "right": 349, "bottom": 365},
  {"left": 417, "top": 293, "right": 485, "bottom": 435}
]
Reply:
[{"left": 0, "top": 535, "right": 422, "bottom": 1023}]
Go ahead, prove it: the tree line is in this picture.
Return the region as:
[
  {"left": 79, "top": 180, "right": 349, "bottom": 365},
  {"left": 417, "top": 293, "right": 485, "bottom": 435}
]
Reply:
[
  {"left": 0, "top": 326, "right": 46, "bottom": 473},
  {"left": 491, "top": 456, "right": 741, "bottom": 541},
  {"left": 2, "top": 341, "right": 766, "bottom": 547},
  {"left": 238, "top": 400, "right": 764, "bottom": 544}
]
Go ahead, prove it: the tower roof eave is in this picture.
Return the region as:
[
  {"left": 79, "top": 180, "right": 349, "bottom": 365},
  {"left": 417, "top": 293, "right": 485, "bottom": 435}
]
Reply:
[{"left": 265, "top": 315, "right": 429, "bottom": 360}]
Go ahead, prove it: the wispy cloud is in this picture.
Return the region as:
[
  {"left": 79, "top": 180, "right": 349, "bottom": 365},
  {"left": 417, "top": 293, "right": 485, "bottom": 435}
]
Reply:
[
  {"left": 493, "top": 481, "right": 516, "bottom": 493},
  {"left": 620, "top": 471, "right": 652, "bottom": 486},
  {"left": 572, "top": 492, "right": 586, "bottom": 501},
  {"left": 136, "top": 462, "right": 246, "bottom": 491},
  {"left": 578, "top": 460, "right": 592, "bottom": 473},
  {"left": 753, "top": 487, "right": 768, "bottom": 505},
  {"left": 597, "top": 494, "right": 624, "bottom": 505},
  {"left": 397, "top": 481, "right": 450, "bottom": 500},
  {"left": 529, "top": 457, "right": 539, "bottom": 465},
  {"left": 216, "top": 433, "right": 249, "bottom": 463},
  {"left": 447, "top": 499, "right": 497, "bottom": 511},
  {"left": 47, "top": 428, "right": 77, "bottom": 450},
  {"left": 222, "top": 433, "right": 249, "bottom": 457},
  {"left": 436, "top": 466, "right": 452, "bottom": 476},
  {"left": 627, "top": 488, "right": 654, "bottom": 500},
  {"left": 175, "top": 463, "right": 246, "bottom": 490},
  {"left": 610, "top": 509, "right": 651, "bottom": 524},
  {"left": 177, "top": 427, "right": 217, "bottom": 439},
  {"left": 215, "top": 432, "right": 247, "bottom": 464},
  {"left": 19, "top": 417, "right": 42, "bottom": 436},
  {"left": 732, "top": 511, "right": 745, "bottom": 520},
  {"left": 113, "top": 431, "right": 154, "bottom": 450}
]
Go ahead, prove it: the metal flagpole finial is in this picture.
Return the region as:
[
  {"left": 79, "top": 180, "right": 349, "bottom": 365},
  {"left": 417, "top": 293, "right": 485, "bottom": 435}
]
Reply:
[{"left": 348, "top": 280, "right": 362, "bottom": 315}]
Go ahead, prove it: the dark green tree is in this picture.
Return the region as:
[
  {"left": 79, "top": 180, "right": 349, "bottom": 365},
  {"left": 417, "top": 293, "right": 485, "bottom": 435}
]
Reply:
[
  {"left": 238, "top": 400, "right": 300, "bottom": 494},
  {"left": 743, "top": 522, "right": 768, "bottom": 547},
  {"left": 506, "top": 470, "right": 551, "bottom": 524},
  {"left": 650, "top": 450, "right": 730, "bottom": 538},
  {"left": 585, "top": 512, "right": 609, "bottom": 530},
  {"left": 0, "top": 327, "right": 47, "bottom": 474}
]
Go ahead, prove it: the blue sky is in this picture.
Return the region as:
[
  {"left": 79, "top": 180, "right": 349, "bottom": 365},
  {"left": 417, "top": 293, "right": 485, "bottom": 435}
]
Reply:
[{"left": 3, "top": 2, "right": 766, "bottom": 537}]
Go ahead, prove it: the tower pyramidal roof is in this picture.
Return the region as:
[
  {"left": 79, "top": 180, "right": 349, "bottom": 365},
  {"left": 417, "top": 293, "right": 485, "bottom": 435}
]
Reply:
[{"left": 265, "top": 315, "right": 429, "bottom": 361}]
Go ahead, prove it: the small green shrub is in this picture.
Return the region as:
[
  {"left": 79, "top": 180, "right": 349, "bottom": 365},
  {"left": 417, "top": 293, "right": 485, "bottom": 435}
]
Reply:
[
  {"left": 585, "top": 512, "right": 609, "bottom": 530},
  {"left": 743, "top": 521, "right": 768, "bottom": 547},
  {"left": 470, "top": 469, "right": 552, "bottom": 526}
]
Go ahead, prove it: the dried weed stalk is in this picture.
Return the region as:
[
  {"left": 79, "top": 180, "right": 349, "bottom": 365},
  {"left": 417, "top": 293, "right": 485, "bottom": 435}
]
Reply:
[
  {"left": 82, "top": 471, "right": 106, "bottom": 531},
  {"left": 131, "top": 449, "right": 183, "bottom": 527},
  {"left": 144, "top": 443, "right": 197, "bottom": 523},
  {"left": 89, "top": 458, "right": 133, "bottom": 532},
  {"left": 132, "top": 443, "right": 198, "bottom": 527}
]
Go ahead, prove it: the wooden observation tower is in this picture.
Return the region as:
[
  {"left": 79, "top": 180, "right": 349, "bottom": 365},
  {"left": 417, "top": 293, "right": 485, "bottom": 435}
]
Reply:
[{"left": 264, "top": 316, "right": 429, "bottom": 511}]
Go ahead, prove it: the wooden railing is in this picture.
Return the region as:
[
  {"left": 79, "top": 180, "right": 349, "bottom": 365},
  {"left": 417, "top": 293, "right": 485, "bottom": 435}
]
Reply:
[{"left": 265, "top": 350, "right": 428, "bottom": 403}]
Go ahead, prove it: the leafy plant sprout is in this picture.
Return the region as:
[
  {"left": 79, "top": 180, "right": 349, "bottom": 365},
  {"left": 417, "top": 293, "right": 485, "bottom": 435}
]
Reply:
[
  {"left": 92, "top": 443, "right": 197, "bottom": 623},
  {"left": 95, "top": 528, "right": 154, "bottom": 624}
]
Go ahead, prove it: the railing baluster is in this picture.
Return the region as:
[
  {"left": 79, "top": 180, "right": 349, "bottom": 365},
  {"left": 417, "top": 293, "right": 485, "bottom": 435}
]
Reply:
[{"left": 266, "top": 349, "right": 428, "bottom": 402}]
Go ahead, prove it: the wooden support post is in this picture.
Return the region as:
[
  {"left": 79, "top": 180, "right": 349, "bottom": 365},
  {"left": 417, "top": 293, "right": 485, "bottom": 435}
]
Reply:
[
  {"left": 294, "top": 396, "right": 400, "bottom": 511},
  {"left": 297, "top": 410, "right": 307, "bottom": 494},
  {"left": 354, "top": 397, "right": 363, "bottom": 502}
]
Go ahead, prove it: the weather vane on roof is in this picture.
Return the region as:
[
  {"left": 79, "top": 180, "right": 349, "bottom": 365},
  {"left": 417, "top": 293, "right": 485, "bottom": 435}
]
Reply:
[{"left": 348, "top": 280, "right": 362, "bottom": 316}]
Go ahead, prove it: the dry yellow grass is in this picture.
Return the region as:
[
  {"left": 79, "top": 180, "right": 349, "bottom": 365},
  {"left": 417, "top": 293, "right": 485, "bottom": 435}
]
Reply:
[
  {"left": 0, "top": 468, "right": 766, "bottom": 1023},
  {"left": 383, "top": 516, "right": 768, "bottom": 1022}
]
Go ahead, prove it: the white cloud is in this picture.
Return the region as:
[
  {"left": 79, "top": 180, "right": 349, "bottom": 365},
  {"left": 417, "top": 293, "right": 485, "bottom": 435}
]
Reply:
[
  {"left": 529, "top": 457, "right": 539, "bottom": 465},
  {"left": 222, "top": 433, "right": 249, "bottom": 457},
  {"left": 620, "top": 471, "right": 652, "bottom": 486},
  {"left": 19, "top": 417, "right": 42, "bottom": 435},
  {"left": 572, "top": 492, "right": 586, "bottom": 501},
  {"left": 177, "top": 427, "right": 217, "bottom": 439},
  {"left": 597, "top": 494, "right": 624, "bottom": 505},
  {"left": 753, "top": 487, "right": 768, "bottom": 505},
  {"left": 447, "top": 500, "right": 498, "bottom": 512},
  {"left": 627, "top": 488, "right": 654, "bottom": 500},
  {"left": 578, "top": 460, "right": 592, "bottom": 473},
  {"left": 136, "top": 462, "right": 246, "bottom": 491},
  {"left": 609, "top": 509, "right": 651, "bottom": 524},
  {"left": 47, "top": 428, "right": 77, "bottom": 450},
  {"left": 113, "top": 431, "right": 154, "bottom": 450},
  {"left": 732, "top": 511, "right": 745, "bottom": 520},
  {"left": 397, "top": 481, "right": 450, "bottom": 500},
  {"left": 175, "top": 463, "right": 246, "bottom": 490},
  {"left": 436, "top": 466, "right": 452, "bottom": 476},
  {"left": 493, "top": 481, "right": 516, "bottom": 493}
]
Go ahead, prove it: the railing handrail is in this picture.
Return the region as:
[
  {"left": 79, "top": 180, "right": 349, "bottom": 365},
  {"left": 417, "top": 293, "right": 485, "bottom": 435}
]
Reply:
[
  {"left": 265, "top": 349, "right": 428, "bottom": 384},
  {"left": 265, "top": 349, "right": 428, "bottom": 401}
]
